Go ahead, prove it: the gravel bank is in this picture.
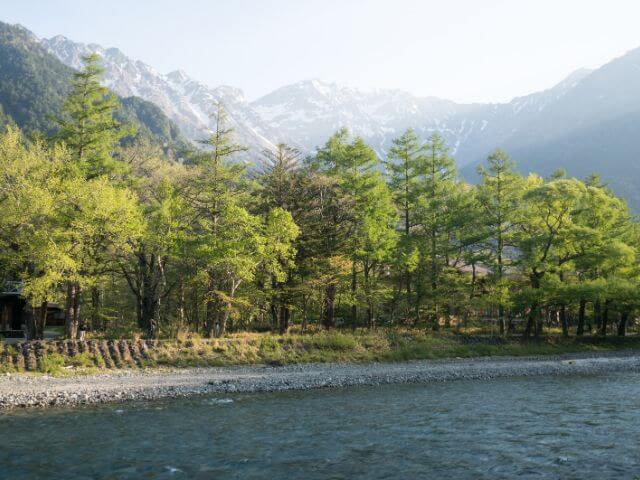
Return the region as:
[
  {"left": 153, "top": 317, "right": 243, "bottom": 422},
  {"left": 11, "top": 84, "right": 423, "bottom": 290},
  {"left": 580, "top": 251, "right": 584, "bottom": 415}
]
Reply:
[{"left": 1, "top": 351, "right": 640, "bottom": 409}]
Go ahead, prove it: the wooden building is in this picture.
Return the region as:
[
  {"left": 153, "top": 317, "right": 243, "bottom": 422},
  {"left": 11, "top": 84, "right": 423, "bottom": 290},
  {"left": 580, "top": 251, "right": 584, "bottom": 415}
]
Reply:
[{"left": 0, "top": 281, "right": 64, "bottom": 339}]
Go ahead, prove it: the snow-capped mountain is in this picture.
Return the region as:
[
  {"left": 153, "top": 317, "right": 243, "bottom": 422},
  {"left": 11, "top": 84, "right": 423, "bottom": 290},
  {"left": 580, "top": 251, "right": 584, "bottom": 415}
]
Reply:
[
  {"left": 251, "top": 69, "right": 595, "bottom": 164},
  {"left": 9, "top": 24, "right": 640, "bottom": 208},
  {"left": 42, "top": 35, "right": 281, "bottom": 155},
  {"left": 41, "top": 33, "right": 591, "bottom": 165},
  {"left": 251, "top": 79, "right": 477, "bottom": 156}
]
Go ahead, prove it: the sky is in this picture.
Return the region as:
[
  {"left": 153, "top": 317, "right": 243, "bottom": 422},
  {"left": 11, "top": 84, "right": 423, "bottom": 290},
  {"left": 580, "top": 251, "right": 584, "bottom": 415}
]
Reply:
[{"left": 3, "top": 0, "right": 640, "bottom": 103}]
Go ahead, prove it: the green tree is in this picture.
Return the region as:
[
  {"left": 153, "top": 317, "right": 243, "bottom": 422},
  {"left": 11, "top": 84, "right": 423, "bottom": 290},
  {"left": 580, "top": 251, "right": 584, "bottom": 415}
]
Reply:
[
  {"left": 476, "top": 149, "right": 525, "bottom": 334},
  {"left": 119, "top": 141, "right": 188, "bottom": 337},
  {"left": 413, "top": 132, "right": 459, "bottom": 329},
  {"left": 386, "top": 128, "right": 425, "bottom": 319},
  {"left": 58, "top": 175, "right": 143, "bottom": 338},
  {"left": 315, "top": 130, "right": 397, "bottom": 328},
  {"left": 255, "top": 143, "right": 301, "bottom": 332},
  {"left": 517, "top": 177, "right": 587, "bottom": 337},
  {"left": 0, "top": 128, "right": 66, "bottom": 339},
  {"left": 54, "top": 53, "right": 131, "bottom": 179}
]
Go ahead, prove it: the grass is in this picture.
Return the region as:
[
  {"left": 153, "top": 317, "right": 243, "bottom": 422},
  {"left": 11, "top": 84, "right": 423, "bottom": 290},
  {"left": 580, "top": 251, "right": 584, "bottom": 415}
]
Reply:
[
  {"left": 149, "top": 329, "right": 640, "bottom": 369},
  {"left": 2, "top": 330, "right": 640, "bottom": 376},
  {"left": 37, "top": 353, "right": 65, "bottom": 375}
]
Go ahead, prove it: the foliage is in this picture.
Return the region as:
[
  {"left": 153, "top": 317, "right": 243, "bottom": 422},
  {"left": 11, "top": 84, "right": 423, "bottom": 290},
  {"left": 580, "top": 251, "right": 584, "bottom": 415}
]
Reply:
[{"left": 1, "top": 47, "right": 639, "bottom": 343}]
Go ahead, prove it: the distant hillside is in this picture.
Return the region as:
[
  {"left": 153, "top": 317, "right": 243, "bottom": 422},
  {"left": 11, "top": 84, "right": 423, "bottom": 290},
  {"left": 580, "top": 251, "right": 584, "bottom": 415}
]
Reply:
[
  {"left": 0, "top": 22, "right": 186, "bottom": 148},
  {"left": 461, "top": 47, "right": 640, "bottom": 209}
]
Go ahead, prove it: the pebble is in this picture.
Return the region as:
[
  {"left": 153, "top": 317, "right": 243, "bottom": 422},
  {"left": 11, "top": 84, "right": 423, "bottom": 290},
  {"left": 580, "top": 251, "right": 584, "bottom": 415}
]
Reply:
[{"left": 0, "top": 351, "right": 639, "bottom": 409}]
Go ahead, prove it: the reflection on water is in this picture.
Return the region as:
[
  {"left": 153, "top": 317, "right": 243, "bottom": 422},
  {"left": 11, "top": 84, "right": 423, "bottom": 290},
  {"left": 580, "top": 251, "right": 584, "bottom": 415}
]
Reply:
[{"left": 1, "top": 372, "right": 639, "bottom": 479}]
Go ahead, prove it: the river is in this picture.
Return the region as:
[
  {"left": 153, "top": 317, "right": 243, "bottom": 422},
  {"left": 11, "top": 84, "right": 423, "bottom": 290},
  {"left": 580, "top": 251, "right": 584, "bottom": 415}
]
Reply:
[{"left": 1, "top": 372, "right": 639, "bottom": 479}]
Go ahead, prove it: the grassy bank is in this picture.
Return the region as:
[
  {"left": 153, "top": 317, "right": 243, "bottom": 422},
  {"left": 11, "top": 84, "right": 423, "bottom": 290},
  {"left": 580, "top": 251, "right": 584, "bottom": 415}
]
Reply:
[
  {"left": 153, "top": 330, "right": 640, "bottom": 367},
  {"left": 3, "top": 330, "right": 640, "bottom": 376}
]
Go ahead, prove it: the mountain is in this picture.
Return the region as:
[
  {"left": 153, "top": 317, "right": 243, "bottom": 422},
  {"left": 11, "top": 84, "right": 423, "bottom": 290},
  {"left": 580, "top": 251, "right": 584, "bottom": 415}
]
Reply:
[
  {"left": 40, "top": 31, "right": 603, "bottom": 168},
  {"left": 0, "top": 22, "right": 185, "bottom": 148},
  {"left": 460, "top": 47, "right": 640, "bottom": 208},
  {"left": 42, "top": 35, "right": 280, "bottom": 155},
  {"left": 251, "top": 79, "right": 480, "bottom": 156},
  {"left": 9, "top": 21, "right": 640, "bottom": 207}
]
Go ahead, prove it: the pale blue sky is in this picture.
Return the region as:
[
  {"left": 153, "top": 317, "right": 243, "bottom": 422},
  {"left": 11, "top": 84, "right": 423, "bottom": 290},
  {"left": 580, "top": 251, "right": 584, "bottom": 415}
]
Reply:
[{"left": 3, "top": 0, "right": 640, "bottom": 102}]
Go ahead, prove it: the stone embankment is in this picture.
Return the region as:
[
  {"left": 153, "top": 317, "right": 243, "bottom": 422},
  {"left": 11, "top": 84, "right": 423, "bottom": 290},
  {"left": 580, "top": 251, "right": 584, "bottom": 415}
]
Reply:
[{"left": 0, "top": 339, "right": 158, "bottom": 371}]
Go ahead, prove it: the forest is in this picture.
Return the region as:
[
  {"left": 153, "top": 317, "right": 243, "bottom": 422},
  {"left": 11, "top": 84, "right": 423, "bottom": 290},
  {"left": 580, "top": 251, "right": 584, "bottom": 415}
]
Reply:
[{"left": 1, "top": 54, "right": 638, "bottom": 343}]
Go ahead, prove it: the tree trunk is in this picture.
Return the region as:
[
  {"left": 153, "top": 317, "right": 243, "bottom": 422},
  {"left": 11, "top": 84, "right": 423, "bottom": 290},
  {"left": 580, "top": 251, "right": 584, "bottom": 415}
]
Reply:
[
  {"left": 498, "top": 304, "right": 505, "bottom": 336},
  {"left": 65, "top": 282, "right": 78, "bottom": 339},
  {"left": 280, "top": 306, "right": 290, "bottom": 334},
  {"left": 351, "top": 263, "right": 357, "bottom": 330},
  {"left": 367, "top": 305, "right": 375, "bottom": 330},
  {"left": 36, "top": 301, "right": 47, "bottom": 340},
  {"left": 535, "top": 310, "right": 544, "bottom": 338},
  {"left": 507, "top": 311, "right": 515, "bottom": 334},
  {"left": 270, "top": 302, "right": 279, "bottom": 331},
  {"left": 73, "top": 285, "right": 83, "bottom": 339},
  {"left": 322, "top": 284, "right": 336, "bottom": 329},
  {"left": 576, "top": 299, "right": 586, "bottom": 336},
  {"left": 216, "top": 281, "right": 239, "bottom": 337},
  {"left": 178, "top": 279, "right": 185, "bottom": 329},
  {"left": 269, "top": 276, "right": 279, "bottom": 332},
  {"left": 150, "top": 295, "right": 161, "bottom": 338},
  {"left": 204, "top": 271, "right": 217, "bottom": 338},
  {"left": 278, "top": 304, "right": 286, "bottom": 334},
  {"left": 618, "top": 311, "right": 628, "bottom": 337},
  {"left": 91, "top": 286, "right": 101, "bottom": 331},
  {"left": 192, "top": 287, "right": 200, "bottom": 333},
  {"left": 594, "top": 300, "right": 602, "bottom": 331},
  {"left": 25, "top": 308, "right": 36, "bottom": 340},
  {"left": 135, "top": 293, "right": 144, "bottom": 331},
  {"left": 560, "top": 303, "right": 569, "bottom": 338},
  {"left": 444, "top": 304, "right": 451, "bottom": 329},
  {"left": 301, "top": 292, "right": 309, "bottom": 333},
  {"left": 524, "top": 304, "right": 539, "bottom": 339},
  {"left": 218, "top": 304, "right": 230, "bottom": 337},
  {"left": 599, "top": 300, "right": 610, "bottom": 337}
]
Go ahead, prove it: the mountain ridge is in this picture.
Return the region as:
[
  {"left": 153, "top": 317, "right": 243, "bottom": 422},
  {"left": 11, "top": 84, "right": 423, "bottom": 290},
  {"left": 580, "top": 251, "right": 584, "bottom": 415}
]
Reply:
[
  {"left": 4, "top": 21, "right": 640, "bottom": 207},
  {"left": 42, "top": 29, "right": 596, "bottom": 163}
]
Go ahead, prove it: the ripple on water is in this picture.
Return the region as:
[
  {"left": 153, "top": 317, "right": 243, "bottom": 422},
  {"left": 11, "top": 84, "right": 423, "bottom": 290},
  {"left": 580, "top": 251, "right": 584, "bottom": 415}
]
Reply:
[
  {"left": 205, "top": 397, "right": 234, "bottom": 405},
  {"left": 0, "top": 372, "right": 639, "bottom": 479}
]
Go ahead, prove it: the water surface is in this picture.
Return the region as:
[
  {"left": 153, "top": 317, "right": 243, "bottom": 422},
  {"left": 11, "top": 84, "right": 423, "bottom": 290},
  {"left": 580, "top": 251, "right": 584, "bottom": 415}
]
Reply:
[{"left": 1, "top": 372, "right": 639, "bottom": 479}]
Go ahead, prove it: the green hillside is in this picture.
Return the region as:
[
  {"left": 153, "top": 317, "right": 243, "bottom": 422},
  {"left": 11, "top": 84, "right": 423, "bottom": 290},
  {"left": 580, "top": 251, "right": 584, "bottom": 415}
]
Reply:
[{"left": 0, "top": 22, "right": 185, "bottom": 147}]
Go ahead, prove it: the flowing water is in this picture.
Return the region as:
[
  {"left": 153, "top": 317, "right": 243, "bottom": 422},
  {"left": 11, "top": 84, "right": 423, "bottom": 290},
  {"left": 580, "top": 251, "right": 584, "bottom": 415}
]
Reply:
[{"left": 1, "top": 372, "right": 640, "bottom": 479}]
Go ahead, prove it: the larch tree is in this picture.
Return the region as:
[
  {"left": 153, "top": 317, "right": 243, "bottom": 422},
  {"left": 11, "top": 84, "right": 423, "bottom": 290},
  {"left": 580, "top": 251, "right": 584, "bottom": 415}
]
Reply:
[
  {"left": 54, "top": 53, "right": 131, "bottom": 179},
  {"left": 476, "top": 149, "right": 525, "bottom": 334},
  {"left": 52, "top": 52, "right": 137, "bottom": 338},
  {"left": 414, "top": 132, "right": 458, "bottom": 330},
  {"left": 386, "top": 128, "right": 425, "bottom": 320},
  {"left": 256, "top": 143, "right": 301, "bottom": 332}
]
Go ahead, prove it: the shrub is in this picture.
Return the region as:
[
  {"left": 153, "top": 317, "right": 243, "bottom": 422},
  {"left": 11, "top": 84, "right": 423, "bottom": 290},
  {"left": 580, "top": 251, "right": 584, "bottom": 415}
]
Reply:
[
  {"left": 38, "top": 353, "right": 65, "bottom": 375},
  {"left": 306, "top": 331, "right": 359, "bottom": 351},
  {"left": 259, "top": 335, "right": 281, "bottom": 353},
  {"left": 67, "top": 352, "right": 103, "bottom": 368}
]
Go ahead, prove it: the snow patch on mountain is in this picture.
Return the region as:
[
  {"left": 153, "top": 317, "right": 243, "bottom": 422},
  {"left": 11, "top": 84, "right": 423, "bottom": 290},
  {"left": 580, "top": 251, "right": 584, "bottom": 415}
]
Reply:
[
  {"left": 41, "top": 35, "right": 280, "bottom": 155},
  {"left": 41, "top": 34, "right": 594, "bottom": 166}
]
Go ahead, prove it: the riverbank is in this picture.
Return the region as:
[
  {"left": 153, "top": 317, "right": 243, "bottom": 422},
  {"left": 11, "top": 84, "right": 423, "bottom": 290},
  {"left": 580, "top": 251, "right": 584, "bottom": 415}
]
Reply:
[
  {"left": 4, "top": 330, "right": 640, "bottom": 375},
  {"left": 2, "top": 351, "right": 640, "bottom": 409}
]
